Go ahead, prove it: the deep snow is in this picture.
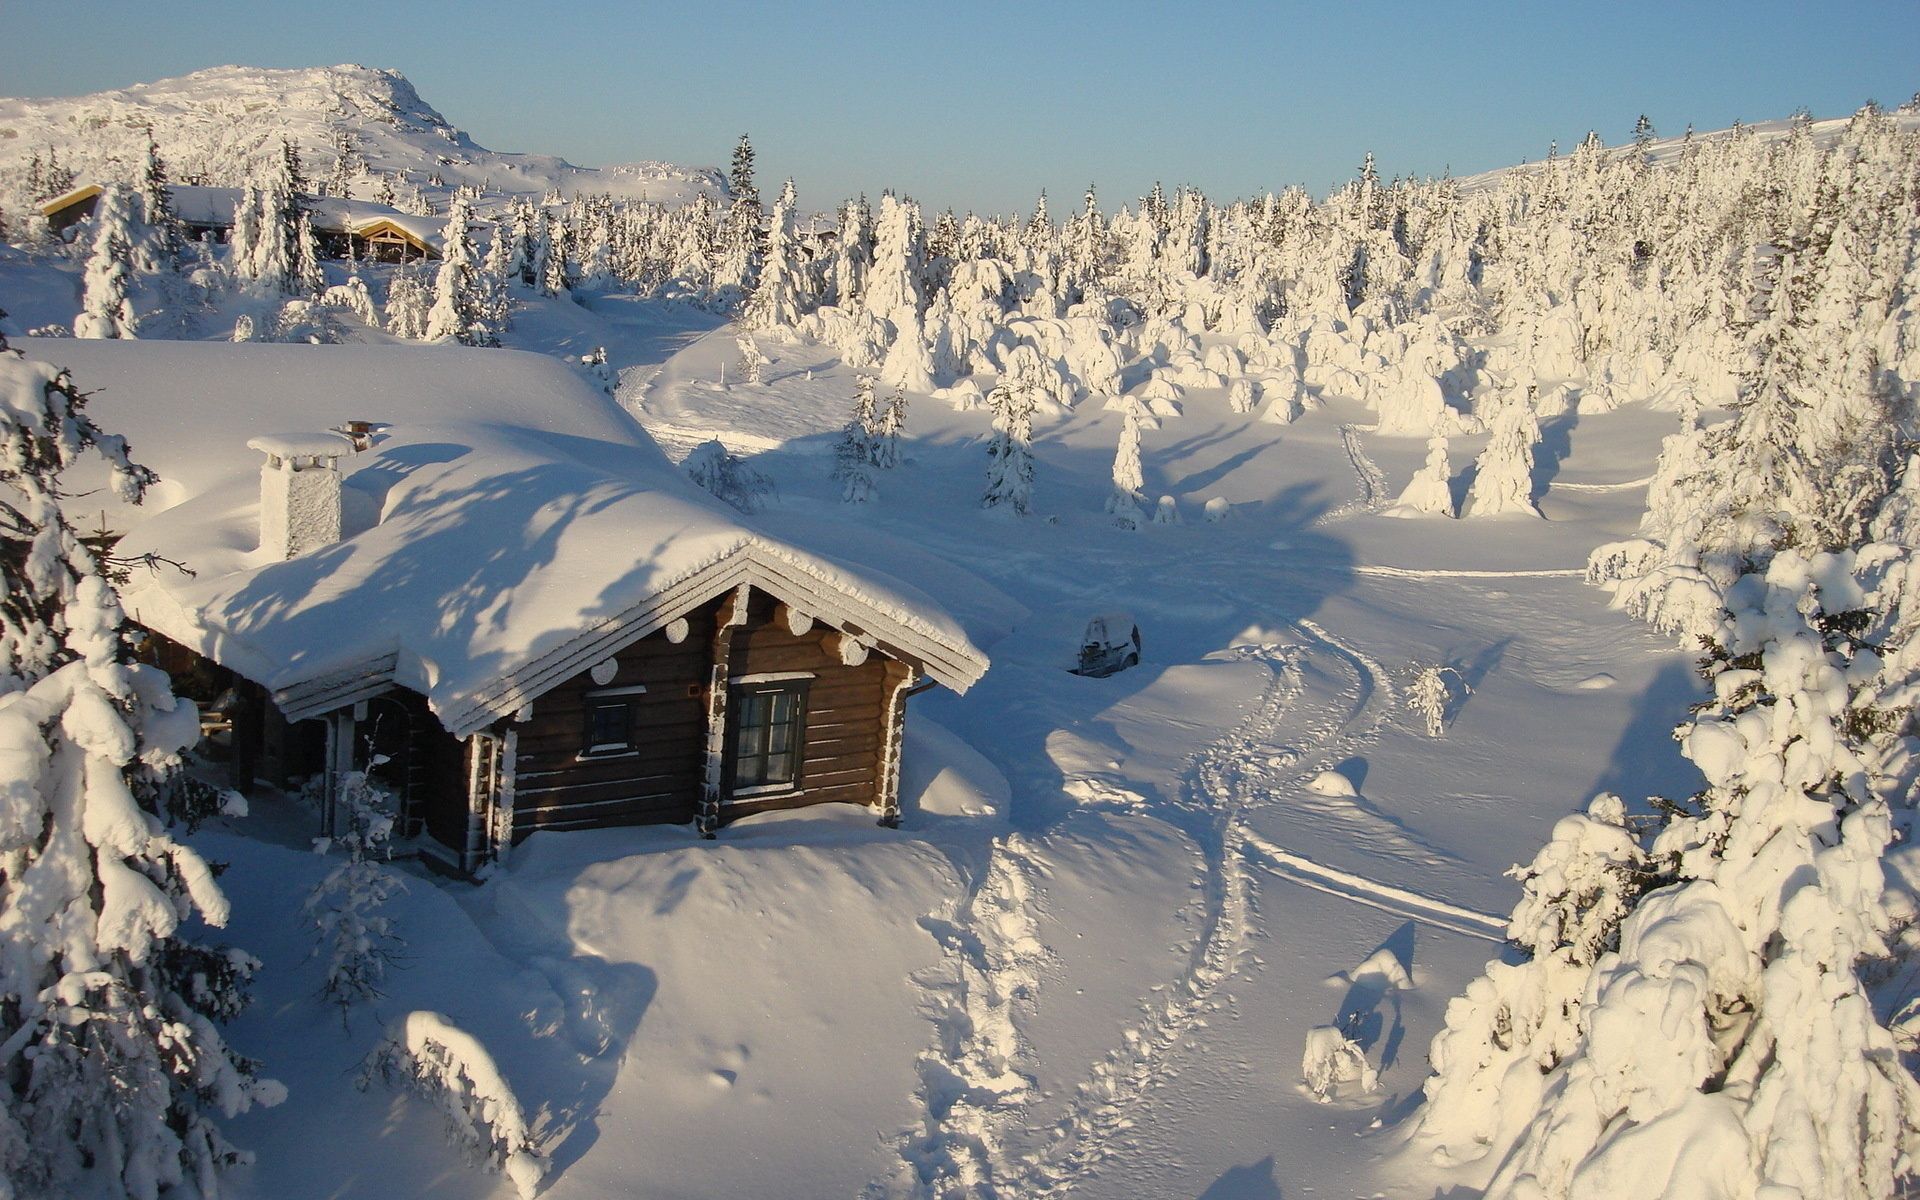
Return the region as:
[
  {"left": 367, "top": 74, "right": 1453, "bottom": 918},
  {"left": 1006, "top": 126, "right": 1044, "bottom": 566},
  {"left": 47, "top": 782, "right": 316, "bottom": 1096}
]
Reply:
[{"left": 64, "top": 291, "right": 1711, "bottom": 1199}]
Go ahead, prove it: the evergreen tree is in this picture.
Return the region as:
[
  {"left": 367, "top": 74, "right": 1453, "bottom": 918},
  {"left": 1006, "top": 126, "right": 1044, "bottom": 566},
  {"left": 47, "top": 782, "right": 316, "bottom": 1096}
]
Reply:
[
  {"left": 1107, "top": 408, "right": 1147, "bottom": 528},
  {"left": 134, "top": 126, "right": 183, "bottom": 272},
  {"left": 424, "top": 196, "right": 492, "bottom": 346},
  {"left": 743, "top": 178, "right": 807, "bottom": 329},
  {"left": 874, "top": 382, "right": 907, "bottom": 469},
  {"left": 833, "top": 375, "right": 880, "bottom": 503},
  {"left": 227, "top": 182, "right": 260, "bottom": 282},
  {"left": 1465, "top": 390, "right": 1542, "bottom": 517},
  {"left": 384, "top": 265, "right": 431, "bottom": 339},
  {"left": 294, "top": 211, "right": 325, "bottom": 297},
  {"left": 74, "top": 185, "right": 138, "bottom": 340},
  {"left": 982, "top": 374, "right": 1037, "bottom": 515},
  {"left": 0, "top": 323, "right": 283, "bottom": 1197}
]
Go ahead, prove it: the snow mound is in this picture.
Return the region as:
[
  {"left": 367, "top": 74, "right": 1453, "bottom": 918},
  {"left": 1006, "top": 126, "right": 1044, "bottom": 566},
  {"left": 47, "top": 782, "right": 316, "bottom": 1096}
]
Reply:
[{"left": 1306, "top": 770, "right": 1359, "bottom": 798}]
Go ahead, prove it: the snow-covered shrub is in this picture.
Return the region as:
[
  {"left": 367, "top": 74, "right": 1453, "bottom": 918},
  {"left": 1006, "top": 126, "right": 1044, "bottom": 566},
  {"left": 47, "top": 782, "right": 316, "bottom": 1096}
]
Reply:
[
  {"left": 359, "top": 1011, "right": 546, "bottom": 1199},
  {"left": 685, "top": 438, "right": 774, "bottom": 513},
  {"left": 1151, "top": 495, "right": 1181, "bottom": 526},
  {"left": 1302, "top": 1022, "right": 1379, "bottom": 1101},
  {"left": 1389, "top": 436, "right": 1457, "bottom": 518},
  {"left": 1404, "top": 663, "right": 1463, "bottom": 736},
  {"left": 305, "top": 767, "right": 407, "bottom": 1023}
]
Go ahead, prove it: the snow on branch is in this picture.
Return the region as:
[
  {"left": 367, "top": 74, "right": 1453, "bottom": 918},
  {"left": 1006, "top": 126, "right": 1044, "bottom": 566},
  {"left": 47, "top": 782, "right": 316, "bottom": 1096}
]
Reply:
[{"left": 359, "top": 1011, "right": 546, "bottom": 1198}]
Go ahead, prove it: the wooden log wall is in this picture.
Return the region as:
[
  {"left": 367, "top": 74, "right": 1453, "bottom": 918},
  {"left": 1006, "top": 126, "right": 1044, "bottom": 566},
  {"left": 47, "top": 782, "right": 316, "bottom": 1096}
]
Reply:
[{"left": 504, "top": 586, "right": 900, "bottom": 838}]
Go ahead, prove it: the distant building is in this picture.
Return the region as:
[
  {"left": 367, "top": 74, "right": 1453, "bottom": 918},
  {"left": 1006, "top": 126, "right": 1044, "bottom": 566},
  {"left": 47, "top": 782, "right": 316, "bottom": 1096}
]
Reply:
[{"left": 40, "top": 184, "right": 444, "bottom": 261}]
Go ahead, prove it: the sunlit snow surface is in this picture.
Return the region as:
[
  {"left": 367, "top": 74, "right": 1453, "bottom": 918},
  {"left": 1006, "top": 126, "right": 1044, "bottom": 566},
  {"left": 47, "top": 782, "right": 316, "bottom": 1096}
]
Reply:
[
  {"left": 52, "top": 300, "right": 1700, "bottom": 1200},
  {"left": 2, "top": 240, "right": 1707, "bottom": 1199}
]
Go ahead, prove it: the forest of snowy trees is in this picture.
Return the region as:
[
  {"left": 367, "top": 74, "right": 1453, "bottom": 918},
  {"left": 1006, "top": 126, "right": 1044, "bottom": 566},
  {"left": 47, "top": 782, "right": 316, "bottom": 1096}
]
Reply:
[{"left": 7, "top": 89, "right": 1920, "bottom": 1198}]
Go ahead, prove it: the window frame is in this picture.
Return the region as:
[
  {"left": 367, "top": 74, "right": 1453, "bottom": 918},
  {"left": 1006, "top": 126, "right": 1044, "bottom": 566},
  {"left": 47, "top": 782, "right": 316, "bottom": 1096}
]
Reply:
[
  {"left": 578, "top": 683, "right": 647, "bottom": 759},
  {"left": 725, "top": 677, "right": 812, "bottom": 799}
]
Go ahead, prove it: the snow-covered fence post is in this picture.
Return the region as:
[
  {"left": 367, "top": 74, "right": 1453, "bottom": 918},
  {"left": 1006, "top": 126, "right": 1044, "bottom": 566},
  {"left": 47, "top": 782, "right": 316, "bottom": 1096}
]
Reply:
[{"left": 699, "top": 585, "right": 751, "bottom": 837}]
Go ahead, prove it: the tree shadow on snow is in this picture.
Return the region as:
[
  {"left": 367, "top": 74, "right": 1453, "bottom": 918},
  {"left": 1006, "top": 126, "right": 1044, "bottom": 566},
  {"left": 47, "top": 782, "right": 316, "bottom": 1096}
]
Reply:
[
  {"left": 1585, "top": 656, "right": 1705, "bottom": 813},
  {"left": 1197, "top": 1155, "right": 1284, "bottom": 1199},
  {"left": 1334, "top": 922, "right": 1416, "bottom": 1071}
]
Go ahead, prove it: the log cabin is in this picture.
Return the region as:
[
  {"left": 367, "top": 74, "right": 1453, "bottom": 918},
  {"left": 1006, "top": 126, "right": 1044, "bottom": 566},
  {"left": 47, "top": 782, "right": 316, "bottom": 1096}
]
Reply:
[
  {"left": 40, "top": 184, "right": 444, "bottom": 260},
  {"left": 25, "top": 339, "right": 990, "bottom": 875}
]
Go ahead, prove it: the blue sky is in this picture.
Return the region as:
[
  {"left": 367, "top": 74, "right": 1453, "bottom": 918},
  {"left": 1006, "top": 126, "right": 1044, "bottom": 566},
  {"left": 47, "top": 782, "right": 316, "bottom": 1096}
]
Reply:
[{"left": 6, "top": 1, "right": 1914, "bottom": 215}]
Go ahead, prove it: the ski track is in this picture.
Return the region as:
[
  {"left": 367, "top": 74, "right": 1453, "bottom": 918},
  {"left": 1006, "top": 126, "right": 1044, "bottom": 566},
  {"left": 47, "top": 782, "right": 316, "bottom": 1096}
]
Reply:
[
  {"left": 1239, "top": 831, "right": 1505, "bottom": 942},
  {"left": 1319, "top": 424, "right": 1393, "bottom": 522},
  {"left": 1352, "top": 564, "right": 1586, "bottom": 580},
  {"left": 1005, "top": 617, "right": 1409, "bottom": 1198}
]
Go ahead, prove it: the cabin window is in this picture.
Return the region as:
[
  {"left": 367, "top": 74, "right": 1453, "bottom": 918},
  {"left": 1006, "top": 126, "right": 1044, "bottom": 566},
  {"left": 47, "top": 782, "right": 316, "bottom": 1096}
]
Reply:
[
  {"left": 583, "top": 702, "right": 632, "bottom": 756},
  {"left": 728, "top": 680, "right": 809, "bottom": 794}
]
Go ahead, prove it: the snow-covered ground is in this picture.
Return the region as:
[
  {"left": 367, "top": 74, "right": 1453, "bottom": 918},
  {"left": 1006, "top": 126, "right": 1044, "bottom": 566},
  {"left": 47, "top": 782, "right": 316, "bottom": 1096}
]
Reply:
[{"left": 111, "top": 295, "right": 1706, "bottom": 1199}]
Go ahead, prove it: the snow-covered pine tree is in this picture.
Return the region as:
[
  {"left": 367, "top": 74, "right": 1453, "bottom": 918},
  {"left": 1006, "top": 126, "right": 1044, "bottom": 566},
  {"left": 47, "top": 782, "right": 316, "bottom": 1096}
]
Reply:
[
  {"left": 743, "top": 178, "right": 806, "bottom": 330},
  {"left": 0, "top": 325, "right": 283, "bottom": 1197},
  {"left": 833, "top": 375, "right": 880, "bottom": 503},
  {"left": 1107, "top": 408, "right": 1148, "bottom": 529},
  {"left": 425, "top": 196, "right": 494, "bottom": 346},
  {"left": 227, "top": 182, "right": 260, "bottom": 283},
  {"left": 1465, "top": 390, "right": 1542, "bottom": 517},
  {"left": 134, "top": 126, "right": 184, "bottom": 272},
  {"left": 305, "top": 766, "right": 406, "bottom": 1024},
  {"left": 385, "top": 266, "right": 432, "bottom": 340},
  {"left": 1424, "top": 550, "right": 1920, "bottom": 1198},
  {"left": 74, "top": 184, "right": 139, "bottom": 340},
  {"left": 250, "top": 168, "right": 296, "bottom": 294},
  {"left": 851, "top": 384, "right": 898, "bottom": 476},
  {"left": 983, "top": 373, "right": 1038, "bottom": 515},
  {"left": 294, "top": 210, "right": 325, "bottom": 298},
  {"left": 1393, "top": 435, "right": 1457, "bottom": 516}
]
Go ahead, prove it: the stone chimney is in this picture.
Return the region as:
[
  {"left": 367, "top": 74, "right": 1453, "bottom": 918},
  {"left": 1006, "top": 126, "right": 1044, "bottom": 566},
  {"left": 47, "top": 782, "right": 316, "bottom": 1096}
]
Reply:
[{"left": 248, "top": 432, "right": 354, "bottom": 559}]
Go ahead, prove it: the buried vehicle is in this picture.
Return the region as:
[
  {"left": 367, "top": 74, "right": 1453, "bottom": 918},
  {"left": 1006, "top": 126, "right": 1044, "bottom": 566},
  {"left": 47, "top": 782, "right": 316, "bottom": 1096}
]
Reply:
[{"left": 1072, "top": 613, "right": 1142, "bottom": 677}]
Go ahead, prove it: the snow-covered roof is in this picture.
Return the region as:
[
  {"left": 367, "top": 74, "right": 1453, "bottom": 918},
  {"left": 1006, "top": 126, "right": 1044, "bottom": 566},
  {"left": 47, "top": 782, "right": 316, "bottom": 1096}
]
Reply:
[
  {"left": 19, "top": 340, "right": 988, "bottom": 733},
  {"left": 164, "top": 185, "right": 447, "bottom": 250}
]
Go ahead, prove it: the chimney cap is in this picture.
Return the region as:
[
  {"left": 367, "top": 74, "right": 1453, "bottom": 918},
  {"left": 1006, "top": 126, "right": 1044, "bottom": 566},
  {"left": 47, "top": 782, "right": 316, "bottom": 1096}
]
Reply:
[{"left": 247, "top": 432, "right": 354, "bottom": 461}]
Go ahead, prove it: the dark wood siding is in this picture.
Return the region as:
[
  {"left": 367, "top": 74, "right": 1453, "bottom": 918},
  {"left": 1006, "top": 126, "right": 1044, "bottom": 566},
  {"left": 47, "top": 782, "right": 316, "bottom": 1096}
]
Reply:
[
  {"left": 505, "top": 587, "right": 901, "bottom": 835},
  {"left": 509, "top": 605, "right": 714, "bottom": 836},
  {"left": 718, "top": 591, "right": 892, "bottom": 818}
]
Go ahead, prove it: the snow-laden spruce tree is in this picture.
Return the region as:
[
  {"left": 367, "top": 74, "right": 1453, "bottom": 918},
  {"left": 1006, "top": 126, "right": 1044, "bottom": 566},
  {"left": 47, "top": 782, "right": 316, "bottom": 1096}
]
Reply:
[
  {"left": 305, "top": 767, "right": 406, "bottom": 1025},
  {"left": 833, "top": 375, "right": 880, "bottom": 503},
  {"left": 874, "top": 383, "right": 907, "bottom": 470},
  {"left": 1420, "top": 549, "right": 1920, "bottom": 1198},
  {"left": 133, "top": 128, "right": 183, "bottom": 274},
  {"left": 1466, "top": 390, "right": 1542, "bottom": 517},
  {"left": 864, "top": 194, "right": 925, "bottom": 322},
  {"left": 1107, "top": 408, "right": 1148, "bottom": 529},
  {"left": 75, "top": 184, "right": 139, "bottom": 340},
  {"left": 384, "top": 266, "right": 432, "bottom": 340},
  {"left": 743, "top": 178, "right": 807, "bottom": 330},
  {"left": 0, "top": 326, "right": 283, "bottom": 1198},
  {"left": 1392, "top": 435, "right": 1457, "bottom": 516},
  {"left": 425, "top": 196, "right": 494, "bottom": 346},
  {"left": 983, "top": 372, "right": 1038, "bottom": 515}
]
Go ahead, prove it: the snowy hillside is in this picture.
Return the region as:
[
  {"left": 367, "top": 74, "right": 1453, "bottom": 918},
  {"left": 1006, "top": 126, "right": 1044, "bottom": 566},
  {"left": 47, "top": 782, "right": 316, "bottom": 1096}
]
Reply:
[{"left": 0, "top": 64, "right": 724, "bottom": 213}]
